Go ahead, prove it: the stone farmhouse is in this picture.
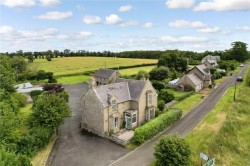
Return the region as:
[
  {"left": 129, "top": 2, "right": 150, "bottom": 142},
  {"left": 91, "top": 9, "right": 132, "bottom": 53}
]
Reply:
[
  {"left": 202, "top": 55, "right": 220, "bottom": 62},
  {"left": 80, "top": 74, "right": 158, "bottom": 137},
  {"left": 202, "top": 59, "right": 218, "bottom": 68},
  {"left": 93, "top": 68, "right": 120, "bottom": 85},
  {"left": 177, "top": 64, "right": 211, "bottom": 92}
]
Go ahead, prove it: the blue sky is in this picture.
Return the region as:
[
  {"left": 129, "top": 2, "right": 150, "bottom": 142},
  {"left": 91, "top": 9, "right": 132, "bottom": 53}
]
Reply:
[{"left": 0, "top": 0, "right": 250, "bottom": 52}]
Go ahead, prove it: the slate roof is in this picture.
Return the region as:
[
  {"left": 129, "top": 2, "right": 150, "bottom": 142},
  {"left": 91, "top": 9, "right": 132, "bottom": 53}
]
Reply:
[
  {"left": 195, "top": 64, "right": 210, "bottom": 75},
  {"left": 93, "top": 79, "right": 147, "bottom": 107},
  {"left": 187, "top": 73, "right": 203, "bottom": 85},
  {"left": 94, "top": 69, "right": 116, "bottom": 79}
]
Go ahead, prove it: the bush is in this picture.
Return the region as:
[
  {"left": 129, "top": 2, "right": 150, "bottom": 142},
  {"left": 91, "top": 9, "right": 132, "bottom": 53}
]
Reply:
[
  {"left": 0, "top": 148, "right": 31, "bottom": 166},
  {"left": 159, "top": 89, "right": 175, "bottom": 103},
  {"left": 57, "top": 91, "right": 69, "bottom": 102},
  {"left": 30, "top": 90, "right": 43, "bottom": 101},
  {"left": 43, "top": 83, "right": 64, "bottom": 93},
  {"left": 154, "top": 135, "right": 191, "bottom": 166},
  {"left": 158, "top": 100, "right": 165, "bottom": 111},
  {"left": 16, "top": 127, "right": 54, "bottom": 156},
  {"left": 136, "top": 70, "right": 149, "bottom": 80},
  {"left": 12, "top": 93, "right": 27, "bottom": 107},
  {"left": 152, "top": 81, "right": 165, "bottom": 91},
  {"left": 131, "top": 109, "right": 182, "bottom": 145},
  {"left": 149, "top": 66, "right": 170, "bottom": 81}
]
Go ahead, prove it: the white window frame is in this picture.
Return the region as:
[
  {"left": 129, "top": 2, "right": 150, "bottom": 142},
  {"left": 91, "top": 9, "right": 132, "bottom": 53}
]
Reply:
[
  {"left": 148, "top": 94, "right": 152, "bottom": 105},
  {"left": 114, "top": 117, "right": 119, "bottom": 128},
  {"left": 111, "top": 99, "right": 116, "bottom": 110}
]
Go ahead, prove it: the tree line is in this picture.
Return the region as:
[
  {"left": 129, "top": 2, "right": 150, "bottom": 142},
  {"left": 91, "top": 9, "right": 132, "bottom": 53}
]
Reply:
[{"left": 0, "top": 41, "right": 249, "bottom": 63}]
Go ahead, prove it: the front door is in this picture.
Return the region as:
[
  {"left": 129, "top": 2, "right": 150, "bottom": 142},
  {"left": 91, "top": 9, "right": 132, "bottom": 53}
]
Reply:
[{"left": 125, "top": 114, "right": 131, "bottom": 129}]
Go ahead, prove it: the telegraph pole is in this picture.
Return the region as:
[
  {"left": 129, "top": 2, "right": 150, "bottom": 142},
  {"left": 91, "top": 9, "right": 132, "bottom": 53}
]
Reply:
[{"left": 234, "top": 74, "right": 237, "bottom": 101}]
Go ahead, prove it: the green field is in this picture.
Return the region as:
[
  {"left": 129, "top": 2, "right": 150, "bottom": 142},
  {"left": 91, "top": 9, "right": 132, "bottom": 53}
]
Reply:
[
  {"left": 56, "top": 65, "right": 156, "bottom": 85},
  {"left": 119, "top": 66, "right": 156, "bottom": 76},
  {"left": 31, "top": 57, "right": 157, "bottom": 76},
  {"left": 57, "top": 75, "right": 91, "bottom": 85},
  {"left": 185, "top": 67, "right": 250, "bottom": 165}
]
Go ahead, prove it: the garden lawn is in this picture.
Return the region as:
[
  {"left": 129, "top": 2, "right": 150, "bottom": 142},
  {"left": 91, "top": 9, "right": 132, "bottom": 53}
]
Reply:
[
  {"left": 171, "top": 94, "right": 203, "bottom": 114},
  {"left": 185, "top": 66, "right": 250, "bottom": 166},
  {"left": 57, "top": 75, "right": 91, "bottom": 85},
  {"left": 119, "top": 65, "right": 156, "bottom": 76},
  {"left": 30, "top": 57, "right": 157, "bottom": 76},
  {"left": 166, "top": 89, "right": 191, "bottom": 101},
  {"left": 19, "top": 104, "right": 32, "bottom": 120}
]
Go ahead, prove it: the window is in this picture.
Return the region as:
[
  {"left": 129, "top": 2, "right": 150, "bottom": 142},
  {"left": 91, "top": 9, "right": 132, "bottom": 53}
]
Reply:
[
  {"left": 111, "top": 100, "right": 116, "bottom": 110},
  {"left": 132, "top": 114, "right": 137, "bottom": 123},
  {"left": 148, "top": 94, "right": 152, "bottom": 105},
  {"left": 150, "top": 109, "right": 155, "bottom": 119},
  {"left": 114, "top": 117, "right": 118, "bottom": 128}
]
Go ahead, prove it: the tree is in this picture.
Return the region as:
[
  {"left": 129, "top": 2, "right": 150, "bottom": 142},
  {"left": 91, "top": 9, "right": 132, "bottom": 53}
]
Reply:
[
  {"left": 157, "top": 100, "right": 165, "bottom": 111},
  {"left": 154, "top": 135, "right": 191, "bottom": 166},
  {"left": 0, "top": 56, "right": 16, "bottom": 92},
  {"left": 230, "top": 41, "right": 248, "bottom": 62},
  {"left": 136, "top": 70, "right": 149, "bottom": 80},
  {"left": 158, "top": 89, "right": 174, "bottom": 103},
  {"left": 30, "top": 92, "right": 70, "bottom": 129},
  {"left": 149, "top": 67, "right": 170, "bottom": 81}
]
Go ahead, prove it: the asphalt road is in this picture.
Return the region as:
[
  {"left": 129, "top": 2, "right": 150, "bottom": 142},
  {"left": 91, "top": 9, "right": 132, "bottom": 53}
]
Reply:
[
  {"left": 110, "top": 63, "right": 249, "bottom": 166},
  {"left": 47, "top": 83, "right": 129, "bottom": 166}
]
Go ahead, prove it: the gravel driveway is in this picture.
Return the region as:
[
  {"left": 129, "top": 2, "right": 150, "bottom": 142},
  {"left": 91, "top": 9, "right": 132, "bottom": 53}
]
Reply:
[{"left": 47, "top": 83, "right": 129, "bottom": 166}]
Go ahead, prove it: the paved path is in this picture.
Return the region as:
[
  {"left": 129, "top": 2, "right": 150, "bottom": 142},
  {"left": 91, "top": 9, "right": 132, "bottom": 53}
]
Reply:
[
  {"left": 110, "top": 63, "right": 249, "bottom": 166},
  {"left": 47, "top": 83, "right": 129, "bottom": 166}
]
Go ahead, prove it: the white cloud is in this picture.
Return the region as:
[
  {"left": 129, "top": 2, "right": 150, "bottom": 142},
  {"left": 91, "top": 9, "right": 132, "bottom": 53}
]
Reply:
[
  {"left": 39, "top": 0, "right": 60, "bottom": 7},
  {"left": 169, "top": 20, "right": 207, "bottom": 28},
  {"left": 236, "top": 26, "right": 250, "bottom": 31},
  {"left": 118, "top": 5, "right": 132, "bottom": 12},
  {"left": 0, "top": 0, "right": 35, "bottom": 8},
  {"left": 79, "top": 31, "right": 93, "bottom": 38},
  {"left": 165, "top": 0, "right": 195, "bottom": 9},
  {"left": 143, "top": 22, "right": 153, "bottom": 28},
  {"left": 34, "top": 11, "right": 73, "bottom": 20},
  {"left": 160, "top": 35, "right": 208, "bottom": 43},
  {"left": 120, "top": 20, "right": 138, "bottom": 27},
  {"left": 197, "top": 27, "right": 220, "bottom": 33},
  {"left": 82, "top": 15, "right": 102, "bottom": 24},
  {"left": 194, "top": 0, "right": 250, "bottom": 12},
  {"left": 0, "top": 25, "right": 14, "bottom": 34},
  {"left": 105, "top": 14, "right": 123, "bottom": 24}
]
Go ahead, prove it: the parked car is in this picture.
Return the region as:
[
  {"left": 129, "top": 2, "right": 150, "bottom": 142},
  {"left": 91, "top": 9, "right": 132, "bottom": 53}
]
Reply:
[
  {"left": 237, "top": 76, "right": 243, "bottom": 82},
  {"left": 239, "top": 64, "right": 244, "bottom": 67}
]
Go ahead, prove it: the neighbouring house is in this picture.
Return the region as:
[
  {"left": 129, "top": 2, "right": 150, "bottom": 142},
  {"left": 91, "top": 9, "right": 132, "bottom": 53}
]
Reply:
[
  {"left": 15, "top": 82, "right": 43, "bottom": 93},
  {"left": 80, "top": 77, "right": 158, "bottom": 137},
  {"left": 203, "top": 59, "right": 218, "bottom": 68},
  {"left": 202, "top": 55, "right": 220, "bottom": 62},
  {"left": 177, "top": 64, "right": 211, "bottom": 92},
  {"left": 93, "top": 68, "right": 120, "bottom": 85}
]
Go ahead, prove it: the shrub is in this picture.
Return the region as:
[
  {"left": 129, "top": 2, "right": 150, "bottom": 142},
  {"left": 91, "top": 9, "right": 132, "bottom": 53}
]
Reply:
[
  {"left": 30, "top": 90, "right": 43, "bottom": 101},
  {"left": 152, "top": 81, "right": 165, "bottom": 91},
  {"left": 0, "top": 148, "right": 31, "bottom": 166},
  {"left": 12, "top": 93, "right": 27, "bottom": 107},
  {"left": 154, "top": 135, "right": 191, "bottom": 166},
  {"left": 131, "top": 109, "right": 182, "bottom": 145},
  {"left": 149, "top": 66, "right": 170, "bottom": 81},
  {"left": 159, "top": 89, "right": 175, "bottom": 103},
  {"left": 158, "top": 100, "right": 165, "bottom": 111}
]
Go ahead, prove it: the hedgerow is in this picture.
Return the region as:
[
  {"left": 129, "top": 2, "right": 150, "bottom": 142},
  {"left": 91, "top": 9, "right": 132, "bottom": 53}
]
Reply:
[{"left": 131, "top": 109, "right": 182, "bottom": 145}]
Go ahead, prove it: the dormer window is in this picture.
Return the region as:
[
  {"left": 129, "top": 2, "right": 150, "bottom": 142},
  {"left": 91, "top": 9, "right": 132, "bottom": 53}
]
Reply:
[{"left": 111, "top": 99, "right": 116, "bottom": 110}]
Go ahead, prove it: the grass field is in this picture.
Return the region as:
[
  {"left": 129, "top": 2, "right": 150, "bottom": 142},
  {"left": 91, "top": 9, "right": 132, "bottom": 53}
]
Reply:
[
  {"left": 57, "top": 75, "right": 91, "bottom": 85},
  {"left": 185, "top": 66, "right": 250, "bottom": 165},
  {"left": 56, "top": 65, "right": 156, "bottom": 85},
  {"left": 31, "top": 57, "right": 157, "bottom": 76},
  {"left": 119, "top": 65, "right": 156, "bottom": 76}
]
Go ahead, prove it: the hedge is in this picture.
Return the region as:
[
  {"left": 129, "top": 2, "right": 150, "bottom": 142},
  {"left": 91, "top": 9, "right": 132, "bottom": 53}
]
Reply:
[
  {"left": 131, "top": 109, "right": 182, "bottom": 145},
  {"left": 176, "top": 91, "right": 195, "bottom": 102}
]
